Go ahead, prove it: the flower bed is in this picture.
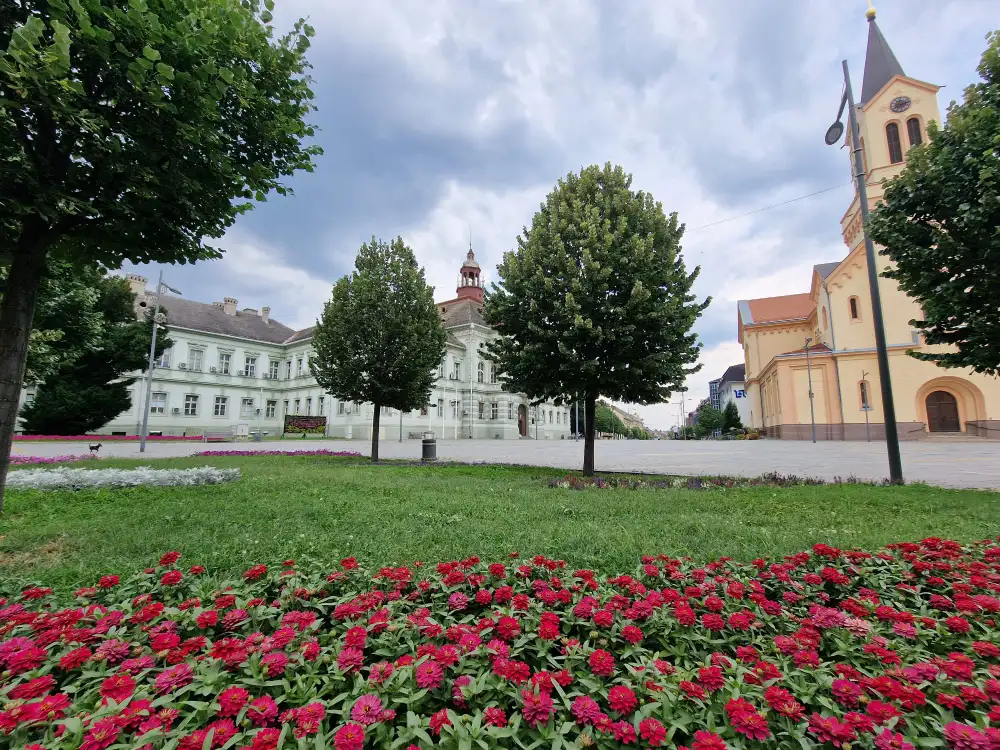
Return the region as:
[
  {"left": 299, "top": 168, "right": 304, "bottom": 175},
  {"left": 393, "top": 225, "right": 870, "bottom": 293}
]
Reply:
[
  {"left": 193, "top": 449, "right": 362, "bottom": 458},
  {"left": 550, "top": 472, "right": 890, "bottom": 490},
  {"left": 13, "top": 435, "right": 203, "bottom": 442},
  {"left": 10, "top": 455, "right": 96, "bottom": 466},
  {"left": 5, "top": 466, "right": 240, "bottom": 491},
  {"left": 3, "top": 540, "right": 1000, "bottom": 749}
]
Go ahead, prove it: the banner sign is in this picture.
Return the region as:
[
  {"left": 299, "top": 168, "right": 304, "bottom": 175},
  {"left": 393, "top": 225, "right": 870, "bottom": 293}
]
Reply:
[{"left": 283, "top": 415, "right": 327, "bottom": 434}]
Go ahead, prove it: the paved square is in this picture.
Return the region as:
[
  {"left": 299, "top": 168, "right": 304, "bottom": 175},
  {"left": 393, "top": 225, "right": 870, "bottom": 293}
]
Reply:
[{"left": 13, "top": 437, "right": 1000, "bottom": 489}]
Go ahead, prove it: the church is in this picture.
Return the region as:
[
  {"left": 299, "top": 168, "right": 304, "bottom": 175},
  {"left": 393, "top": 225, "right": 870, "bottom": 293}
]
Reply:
[
  {"left": 20, "top": 250, "right": 571, "bottom": 441},
  {"left": 738, "top": 10, "right": 1000, "bottom": 440}
]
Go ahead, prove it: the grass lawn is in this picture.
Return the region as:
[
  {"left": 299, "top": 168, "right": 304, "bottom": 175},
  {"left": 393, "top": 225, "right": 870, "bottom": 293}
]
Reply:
[{"left": 1, "top": 455, "right": 997, "bottom": 591}]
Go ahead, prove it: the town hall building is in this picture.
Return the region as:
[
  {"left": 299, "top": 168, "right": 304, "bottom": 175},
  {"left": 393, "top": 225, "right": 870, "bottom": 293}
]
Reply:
[
  {"left": 738, "top": 11, "right": 1000, "bottom": 440},
  {"left": 25, "top": 250, "right": 572, "bottom": 441}
]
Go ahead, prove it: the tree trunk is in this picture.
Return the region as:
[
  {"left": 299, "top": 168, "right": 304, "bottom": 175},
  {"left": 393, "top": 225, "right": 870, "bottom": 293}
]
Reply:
[
  {"left": 371, "top": 405, "right": 380, "bottom": 463},
  {"left": 583, "top": 395, "right": 597, "bottom": 476},
  {"left": 0, "top": 245, "right": 50, "bottom": 513}
]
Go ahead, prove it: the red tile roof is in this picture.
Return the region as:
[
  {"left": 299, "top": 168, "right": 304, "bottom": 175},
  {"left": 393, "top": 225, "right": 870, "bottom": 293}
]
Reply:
[{"left": 746, "top": 293, "right": 813, "bottom": 324}]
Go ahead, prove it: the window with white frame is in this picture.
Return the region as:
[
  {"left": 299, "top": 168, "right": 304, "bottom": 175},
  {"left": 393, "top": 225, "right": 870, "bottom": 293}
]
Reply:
[
  {"left": 508, "top": 402, "right": 513, "bottom": 420},
  {"left": 420, "top": 404, "right": 428, "bottom": 417},
  {"left": 24, "top": 392, "right": 35, "bottom": 404},
  {"left": 285, "top": 361, "right": 292, "bottom": 380},
  {"left": 380, "top": 405, "right": 392, "bottom": 415},
  {"left": 296, "top": 357, "right": 304, "bottom": 376},
  {"left": 490, "top": 364, "right": 497, "bottom": 383},
  {"left": 477, "top": 362, "right": 485, "bottom": 383},
  {"left": 354, "top": 402, "right": 362, "bottom": 415},
  {"left": 184, "top": 394, "right": 198, "bottom": 416},
  {"left": 478, "top": 401, "right": 485, "bottom": 419},
  {"left": 188, "top": 348, "right": 204, "bottom": 372},
  {"left": 548, "top": 409, "right": 553, "bottom": 424},
  {"left": 218, "top": 352, "right": 231, "bottom": 375},
  {"left": 294, "top": 398, "right": 300, "bottom": 414},
  {"left": 318, "top": 396, "right": 324, "bottom": 415},
  {"left": 452, "top": 400, "right": 459, "bottom": 419},
  {"left": 244, "top": 356, "right": 257, "bottom": 377},
  {"left": 491, "top": 402, "right": 498, "bottom": 420},
  {"left": 214, "top": 396, "right": 228, "bottom": 417},
  {"left": 338, "top": 401, "right": 345, "bottom": 415},
  {"left": 241, "top": 398, "right": 254, "bottom": 418},
  {"left": 265, "top": 400, "right": 277, "bottom": 418},
  {"left": 437, "top": 399, "right": 444, "bottom": 418},
  {"left": 305, "top": 397, "right": 312, "bottom": 415},
  {"left": 556, "top": 411, "right": 561, "bottom": 424},
  {"left": 437, "top": 361, "right": 445, "bottom": 378},
  {"left": 453, "top": 361, "right": 461, "bottom": 380},
  {"left": 150, "top": 392, "right": 166, "bottom": 414},
  {"left": 155, "top": 349, "right": 171, "bottom": 368},
  {"left": 283, "top": 400, "right": 289, "bottom": 415},
  {"left": 269, "top": 360, "right": 280, "bottom": 379}
]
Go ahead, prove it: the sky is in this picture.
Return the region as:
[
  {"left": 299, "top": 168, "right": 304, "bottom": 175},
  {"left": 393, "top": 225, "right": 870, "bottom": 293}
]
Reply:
[{"left": 128, "top": 0, "right": 997, "bottom": 430}]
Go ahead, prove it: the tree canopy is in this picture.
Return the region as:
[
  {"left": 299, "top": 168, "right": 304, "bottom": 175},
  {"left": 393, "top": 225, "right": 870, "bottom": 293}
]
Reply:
[
  {"left": 695, "top": 403, "right": 724, "bottom": 438},
  {"left": 868, "top": 30, "right": 1000, "bottom": 376},
  {"left": 0, "top": 0, "right": 320, "bottom": 509},
  {"left": 310, "top": 237, "right": 446, "bottom": 462},
  {"left": 19, "top": 265, "right": 169, "bottom": 435},
  {"left": 722, "top": 399, "right": 743, "bottom": 433},
  {"left": 484, "top": 163, "right": 708, "bottom": 474}
]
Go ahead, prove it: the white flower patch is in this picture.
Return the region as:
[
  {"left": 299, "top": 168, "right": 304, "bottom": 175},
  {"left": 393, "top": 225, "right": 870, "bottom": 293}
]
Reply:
[{"left": 7, "top": 465, "right": 240, "bottom": 491}]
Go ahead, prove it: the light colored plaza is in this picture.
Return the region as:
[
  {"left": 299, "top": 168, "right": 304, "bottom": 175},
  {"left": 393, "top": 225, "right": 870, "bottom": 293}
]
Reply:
[{"left": 14, "top": 437, "right": 1000, "bottom": 490}]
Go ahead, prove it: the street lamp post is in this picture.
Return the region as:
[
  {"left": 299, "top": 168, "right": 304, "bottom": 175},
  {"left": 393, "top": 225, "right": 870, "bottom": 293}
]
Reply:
[
  {"left": 138, "top": 271, "right": 181, "bottom": 453},
  {"left": 804, "top": 337, "right": 817, "bottom": 443},
  {"left": 861, "top": 369, "right": 872, "bottom": 443},
  {"left": 825, "top": 58, "right": 903, "bottom": 483}
]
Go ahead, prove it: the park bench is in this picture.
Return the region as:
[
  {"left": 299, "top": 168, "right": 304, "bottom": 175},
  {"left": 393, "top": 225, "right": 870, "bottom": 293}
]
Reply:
[{"left": 202, "top": 431, "right": 231, "bottom": 443}]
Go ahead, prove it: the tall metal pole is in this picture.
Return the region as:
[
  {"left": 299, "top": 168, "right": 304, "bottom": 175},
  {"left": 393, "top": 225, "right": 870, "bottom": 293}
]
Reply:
[
  {"left": 138, "top": 270, "right": 163, "bottom": 454},
  {"left": 681, "top": 390, "right": 687, "bottom": 440},
  {"left": 843, "top": 59, "right": 903, "bottom": 483},
  {"left": 861, "top": 369, "right": 871, "bottom": 443},
  {"left": 399, "top": 409, "right": 402, "bottom": 442},
  {"left": 575, "top": 399, "right": 579, "bottom": 441},
  {"left": 804, "top": 337, "right": 817, "bottom": 443}
]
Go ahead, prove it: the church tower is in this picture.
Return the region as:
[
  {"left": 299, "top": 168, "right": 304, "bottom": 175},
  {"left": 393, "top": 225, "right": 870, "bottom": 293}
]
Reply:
[
  {"left": 841, "top": 5, "right": 942, "bottom": 252},
  {"left": 455, "top": 247, "right": 484, "bottom": 304}
]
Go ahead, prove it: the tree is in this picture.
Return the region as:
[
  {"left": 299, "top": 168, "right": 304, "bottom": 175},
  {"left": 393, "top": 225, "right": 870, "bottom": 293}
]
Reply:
[
  {"left": 19, "top": 267, "right": 169, "bottom": 434},
  {"left": 484, "top": 163, "right": 709, "bottom": 474},
  {"left": 310, "top": 237, "right": 446, "bottom": 463},
  {"left": 0, "top": 0, "right": 320, "bottom": 509},
  {"left": 695, "top": 404, "right": 724, "bottom": 438},
  {"left": 722, "top": 400, "right": 743, "bottom": 433},
  {"left": 593, "top": 404, "right": 616, "bottom": 435},
  {"left": 867, "top": 31, "right": 1000, "bottom": 376}
]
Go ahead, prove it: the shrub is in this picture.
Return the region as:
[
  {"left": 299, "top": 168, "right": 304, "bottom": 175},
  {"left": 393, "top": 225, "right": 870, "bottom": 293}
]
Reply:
[
  {"left": 5, "top": 466, "right": 239, "bottom": 491},
  {"left": 193, "top": 450, "right": 362, "bottom": 458},
  {"left": 2, "top": 539, "right": 1000, "bottom": 748},
  {"left": 9, "top": 455, "right": 96, "bottom": 466},
  {"left": 13, "top": 435, "right": 203, "bottom": 442}
]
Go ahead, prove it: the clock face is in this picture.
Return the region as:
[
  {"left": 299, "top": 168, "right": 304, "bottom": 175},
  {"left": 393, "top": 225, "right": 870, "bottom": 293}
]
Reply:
[{"left": 890, "top": 96, "right": 912, "bottom": 113}]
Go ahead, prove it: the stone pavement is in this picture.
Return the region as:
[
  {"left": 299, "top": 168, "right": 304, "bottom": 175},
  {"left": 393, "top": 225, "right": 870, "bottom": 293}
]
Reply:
[{"left": 12, "top": 437, "right": 1000, "bottom": 490}]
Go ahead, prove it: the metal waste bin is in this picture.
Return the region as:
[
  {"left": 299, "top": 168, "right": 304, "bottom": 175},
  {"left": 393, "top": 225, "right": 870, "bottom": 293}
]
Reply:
[
  {"left": 421, "top": 431, "right": 437, "bottom": 462},
  {"left": 253, "top": 431, "right": 262, "bottom": 442}
]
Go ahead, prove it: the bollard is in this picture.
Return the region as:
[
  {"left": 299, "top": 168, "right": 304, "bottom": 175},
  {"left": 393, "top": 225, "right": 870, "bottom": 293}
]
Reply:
[{"left": 421, "top": 431, "right": 437, "bottom": 462}]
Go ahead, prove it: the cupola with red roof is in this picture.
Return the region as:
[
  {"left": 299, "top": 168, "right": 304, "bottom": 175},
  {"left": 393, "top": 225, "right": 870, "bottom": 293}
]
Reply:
[{"left": 455, "top": 247, "right": 484, "bottom": 303}]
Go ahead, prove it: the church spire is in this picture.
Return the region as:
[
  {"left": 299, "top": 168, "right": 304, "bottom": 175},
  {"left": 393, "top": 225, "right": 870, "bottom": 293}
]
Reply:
[{"left": 860, "top": 5, "right": 905, "bottom": 106}]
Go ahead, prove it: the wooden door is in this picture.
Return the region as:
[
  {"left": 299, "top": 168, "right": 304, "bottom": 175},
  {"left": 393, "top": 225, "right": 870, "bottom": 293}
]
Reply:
[{"left": 926, "top": 391, "right": 960, "bottom": 432}]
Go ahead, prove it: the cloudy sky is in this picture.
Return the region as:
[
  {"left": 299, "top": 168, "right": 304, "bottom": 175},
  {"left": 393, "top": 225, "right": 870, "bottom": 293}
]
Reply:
[{"left": 130, "top": 0, "right": 996, "bottom": 429}]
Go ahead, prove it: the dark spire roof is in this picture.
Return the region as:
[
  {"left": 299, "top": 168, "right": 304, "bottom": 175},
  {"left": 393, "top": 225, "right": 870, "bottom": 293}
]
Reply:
[{"left": 860, "top": 15, "right": 905, "bottom": 106}]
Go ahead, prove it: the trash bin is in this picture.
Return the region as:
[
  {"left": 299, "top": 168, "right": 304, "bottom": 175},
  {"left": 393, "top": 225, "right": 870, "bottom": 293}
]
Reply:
[
  {"left": 253, "top": 431, "right": 262, "bottom": 442},
  {"left": 421, "top": 431, "right": 437, "bottom": 462}
]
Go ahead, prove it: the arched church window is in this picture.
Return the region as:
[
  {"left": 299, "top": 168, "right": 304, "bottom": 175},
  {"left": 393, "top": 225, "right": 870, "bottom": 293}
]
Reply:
[
  {"left": 906, "top": 117, "right": 922, "bottom": 148},
  {"left": 477, "top": 361, "right": 484, "bottom": 383},
  {"left": 886, "top": 123, "right": 903, "bottom": 164}
]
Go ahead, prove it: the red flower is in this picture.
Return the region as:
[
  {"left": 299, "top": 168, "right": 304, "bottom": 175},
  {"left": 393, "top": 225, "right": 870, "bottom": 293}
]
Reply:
[
  {"left": 612, "top": 720, "right": 637, "bottom": 743},
  {"left": 99, "top": 672, "right": 135, "bottom": 703},
  {"left": 345, "top": 626, "right": 367, "bottom": 648},
  {"left": 80, "top": 717, "right": 120, "bottom": 750},
  {"left": 875, "top": 729, "right": 916, "bottom": 750},
  {"left": 217, "top": 686, "right": 249, "bottom": 717},
  {"left": 429, "top": 708, "right": 451, "bottom": 735},
  {"left": 608, "top": 685, "right": 638, "bottom": 715},
  {"left": 946, "top": 616, "right": 972, "bottom": 634},
  {"left": 98, "top": 575, "right": 120, "bottom": 589},
  {"left": 691, "top": 729, "right": 728, "bottom": 750},
  {"left": 248, "top": 696, "right": 279, "bottom": 726},
  {"left": 159, "top": 551, "right": 181, "bottom": 566},
  {"left": 698, "top": 666, "right": 724, "bottom": 692},
  {"left": 521, "top": 689, "right": 555, "bottom": 728},
  {"left": 154, "top": 663, "right": 194, "bottom": 694},
  {"left": 621, "top": 625, "right": 644, "bottom": 644},
  {"left": 337, "top": 647, "right": 365, "bottom": 673},
  {"left": 196, "top": 610, "right": 218, "bottom": 628},
  {"left": 333, "top": 722, "right": 365, "bottom": 750},
  {"left": 160, "top": 570, "right": 183, "bottom": 586},
  {"left": 484, "top": 707, "right": 507, "bottom": 727},
  {"left": 639, "top": 718, "right": 667, "bottom": 746},
  {"left": 415, "top": 659, "right": 444, "bottom": 689},
  {"left": 943, "top": 722, "right": 990, "bottom": 750},
  {"left": 244, "top": 564, "right": 268, "bottom": 580},
  {"left": 588, "top": 649, "right": 615, "bottom": 677},
  {"left": 572, "top": 696, "right": 602, "bottom": 725}
]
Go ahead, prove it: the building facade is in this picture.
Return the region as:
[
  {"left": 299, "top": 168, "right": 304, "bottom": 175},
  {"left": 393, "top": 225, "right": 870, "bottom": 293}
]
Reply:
[
  {"left": 738, "top": 12, "right": 1000, "bottom": 440},
  {"left": 20, "top": 250, "right": 572, "bottom": 441},
  {"left": 716, "top": 364, "right": 749, "bottom": 427}
]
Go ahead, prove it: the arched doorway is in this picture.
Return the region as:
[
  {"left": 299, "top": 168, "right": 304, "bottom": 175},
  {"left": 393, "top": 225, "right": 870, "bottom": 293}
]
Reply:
[
  {"left": 517, "top": 404, "right": 527, "bottom": 437},
  {"left": 926, "top": 391, "right": 960, "bottom": 432}
]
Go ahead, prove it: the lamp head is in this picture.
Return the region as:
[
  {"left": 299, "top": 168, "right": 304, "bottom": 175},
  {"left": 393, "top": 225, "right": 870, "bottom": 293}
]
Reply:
[{"left": 825, "top": 120, "right": 844, "bottom": 145}]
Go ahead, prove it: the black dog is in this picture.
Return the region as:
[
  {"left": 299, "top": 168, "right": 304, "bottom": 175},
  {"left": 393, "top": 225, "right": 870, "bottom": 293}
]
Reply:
[{"left": 88, "top": 443, "right": 102, "bottom": 454}]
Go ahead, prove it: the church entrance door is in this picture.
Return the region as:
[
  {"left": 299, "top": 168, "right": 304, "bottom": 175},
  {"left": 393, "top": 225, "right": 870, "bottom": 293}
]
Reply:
[
  {"left": 517, "top": 405, "right": 527, "bottom": 437},
  {"left": 926, "top": 390, "right": 960, "bottom": 432}
]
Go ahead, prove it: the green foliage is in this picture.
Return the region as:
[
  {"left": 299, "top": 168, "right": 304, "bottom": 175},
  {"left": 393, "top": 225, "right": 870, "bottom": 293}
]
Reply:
[
  {"left": 19, "top": 266, "right": 170, "bottom": 434},
  {"left": 868, "top": 31, "right": 1000, "bottom": 376},
  {"left": 695, "top": 403, "right": 725, "bottom": 438},
  {"left": 722, "top": 399, "right": 743, "bottom": 433},
  {"left": 484, "top": 163, "right": 709, "bottom": 472},
  {"left": 310, "top": 237, "right": 446, "bottom": 462},
  {"left": 0, "top": 0, "right": 321, "bottom": 507}
]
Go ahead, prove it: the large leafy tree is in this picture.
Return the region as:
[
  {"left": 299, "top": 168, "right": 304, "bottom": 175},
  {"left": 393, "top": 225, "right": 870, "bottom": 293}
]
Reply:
[
  {"left": 19, "top": 266, "right": 170, "bottom": 434},
  {"left": 695, "top": 403, "right": 724, "bottom": 438},
  {"left": 310, "top": 237, "right": 446, "bottom": 463},
  {"left": 484, "top": 163, "right": 709, "bottom": 474},
  {"left": 868, "top": 30, "right": 1000, "bottom": 375},
  {"left": 0, "top": 0, "right": 320, "bottom": 510}
]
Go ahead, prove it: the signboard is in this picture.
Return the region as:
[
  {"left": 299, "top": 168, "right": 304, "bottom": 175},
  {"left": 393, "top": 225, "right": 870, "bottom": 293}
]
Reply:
[
  {"left": 283, "top": 415, "right": 327, "bottom": 434},
  {"left": 734, "top": 390, "right": 745, "bottom": 398}
]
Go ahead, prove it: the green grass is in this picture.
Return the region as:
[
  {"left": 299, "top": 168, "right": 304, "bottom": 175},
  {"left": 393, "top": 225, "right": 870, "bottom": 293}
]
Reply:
[{"left": 1, "top": 456, "right": 998, "bottom": 590}]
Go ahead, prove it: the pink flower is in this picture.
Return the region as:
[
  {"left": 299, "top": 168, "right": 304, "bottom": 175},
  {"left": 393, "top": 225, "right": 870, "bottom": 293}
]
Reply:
[
  {"left": 248, "top": 696, "right": 279, "bottom": 726},
  {"left": 337, "top": 646, "right": 365, "bottom": 673},
  {"left": 521, "top": 689, "right": 555, "bottom": 728},
  {"left": 333, "top": 722, "right": 365, "bottom": 750},
  {"left": 415, "top": 659, "right": 444, "bottom": 689},
  {"left": 350, "top": 693, "right": 385, "bottom": 726}
]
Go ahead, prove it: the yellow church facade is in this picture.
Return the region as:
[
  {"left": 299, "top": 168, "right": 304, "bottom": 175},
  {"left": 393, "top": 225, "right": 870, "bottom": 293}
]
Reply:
[{"left": 738, "top": 13, "right": 1000, "bottom": 440}]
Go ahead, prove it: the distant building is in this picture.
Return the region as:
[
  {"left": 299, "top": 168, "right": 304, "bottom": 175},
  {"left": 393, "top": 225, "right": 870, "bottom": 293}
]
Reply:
[
  {"left": 20, "top": 250, "right": 572, "bottom": 441},
  {"left": 709, "top": 378, "right": 721, "bottom": 411},
  {"left": 737, "top": 11, "right": 1000, "bottom": 439},
  {"left": 717, "top": 363, "right": 749, "bottom": 426}
]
